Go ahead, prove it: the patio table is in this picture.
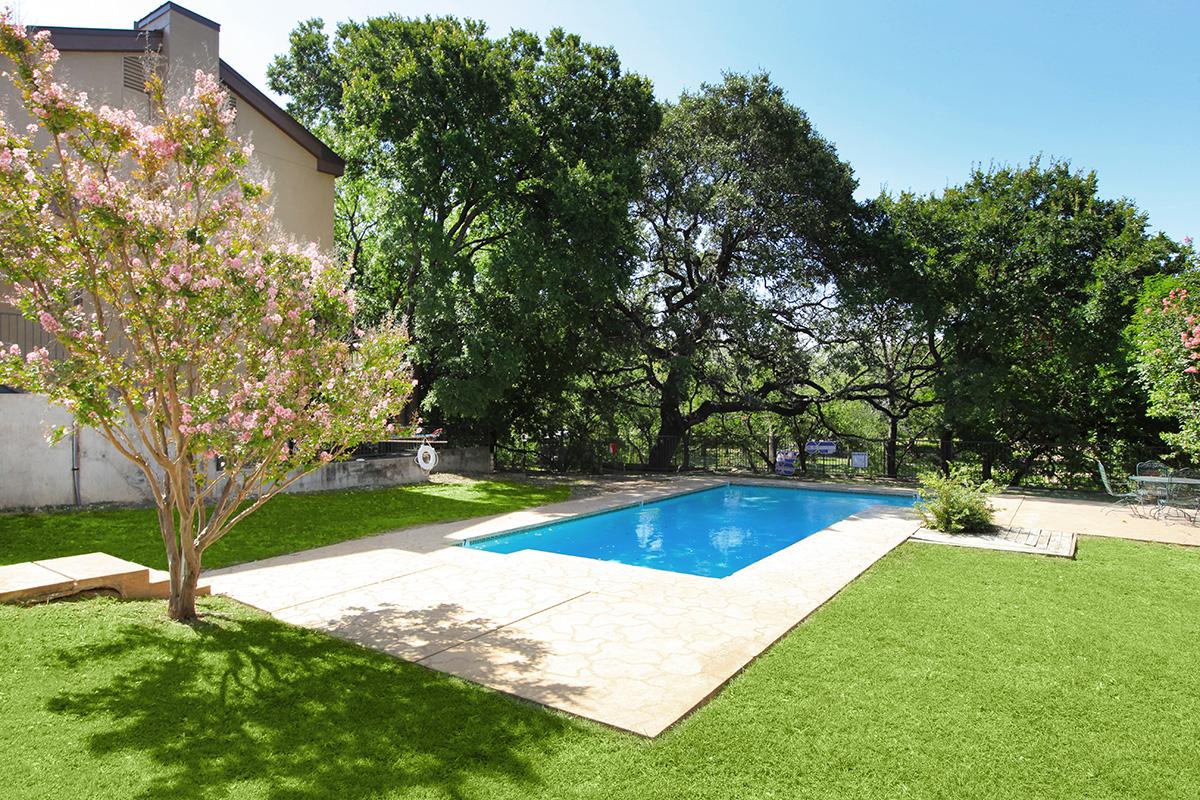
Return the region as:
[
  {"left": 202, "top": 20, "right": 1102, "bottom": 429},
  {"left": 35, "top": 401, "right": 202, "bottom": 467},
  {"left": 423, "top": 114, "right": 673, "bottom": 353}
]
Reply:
[{"left": 1129, "top": 475, "right": 1200, "bottom": 521}]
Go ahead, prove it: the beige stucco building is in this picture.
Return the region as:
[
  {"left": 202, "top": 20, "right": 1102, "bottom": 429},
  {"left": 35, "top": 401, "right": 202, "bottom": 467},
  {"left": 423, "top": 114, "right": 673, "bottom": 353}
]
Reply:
[{"left": 0, "top": 1, "right": 343, "bottom": 356}]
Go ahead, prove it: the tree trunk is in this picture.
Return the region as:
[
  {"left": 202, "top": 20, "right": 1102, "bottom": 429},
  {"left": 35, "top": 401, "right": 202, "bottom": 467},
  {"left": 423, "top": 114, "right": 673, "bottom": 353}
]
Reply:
[
  {"left": 1008, "top": 448, "right": 1042, "bottom": 488},
  {"left": 648, "top": 422, "right": 685, "bottom": 471},
  {"left": 648, "top": 372, "right": 687, "bottom": 471},
  {"left": 885, "top": 416, "right": 899, "bottom": 478},
  {"left": 167, "top": 549, "right": 202, "bottom": 622},
  {"left": 939, "top": 430, "right": 954, "bottom": 476},
  {"left": 168, "top": 556, "right": 200, "bottom": 618},
  {"left": 403, "top": 361, "right": 430, "bottom": 425}
]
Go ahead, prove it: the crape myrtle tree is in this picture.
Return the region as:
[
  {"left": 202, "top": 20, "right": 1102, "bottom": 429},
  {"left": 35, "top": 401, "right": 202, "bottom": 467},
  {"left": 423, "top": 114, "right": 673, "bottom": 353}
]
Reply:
[
  {"left": 0, "top": 21, "right": 411, "bottom": 621},
  {"left": 881, "top": 160, "right": 1185, "bottom": 483},
  {"left": 268, "top": 17, "right": 660, "bottom": 434},
  {"left": 1131, "top": 262, "right": 1200, "bottom": 458},
  {"left": 618, "top": 72, "right": 869, "bottom": 470}
]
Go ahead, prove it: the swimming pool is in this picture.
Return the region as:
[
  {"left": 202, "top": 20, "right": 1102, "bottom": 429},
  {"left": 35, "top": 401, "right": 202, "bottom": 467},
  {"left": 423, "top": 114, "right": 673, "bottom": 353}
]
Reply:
[{"left": 464, "top": 483, "right": 916, "bottom": 578}]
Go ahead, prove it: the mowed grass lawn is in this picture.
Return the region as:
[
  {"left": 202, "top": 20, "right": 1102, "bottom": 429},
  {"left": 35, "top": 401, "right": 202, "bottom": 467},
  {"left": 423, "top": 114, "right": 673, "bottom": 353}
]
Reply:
[
  {"left": 2, "top": 536, "right": 1198, "bottom": 800},
  {"left": 0, "top": 478, "right": 569, "bottom": 570}
]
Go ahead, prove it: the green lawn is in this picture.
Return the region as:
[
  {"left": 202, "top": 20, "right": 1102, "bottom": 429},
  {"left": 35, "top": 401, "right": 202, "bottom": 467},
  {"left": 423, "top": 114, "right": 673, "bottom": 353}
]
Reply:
[
  {"left": 0, "top": 478, "right": 569, "bottom": 570},
  {"left": 2, "top": 536, "right": 1198, "bottom": 799}
]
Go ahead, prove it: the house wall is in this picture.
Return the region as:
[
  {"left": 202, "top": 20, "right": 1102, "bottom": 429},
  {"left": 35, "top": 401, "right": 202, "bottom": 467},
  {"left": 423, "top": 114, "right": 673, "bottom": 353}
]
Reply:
[
  {"left": 232, "top": 95, "right": 336, "bottom": 248},
  {"left": 5, "top": 48, "right": 336, "bottom": 248},
  {"left": 0, "top": 7, "right": 337, "bottom": 357},
  {"left": 138, "top": 4, "right": 219, "bottom": 86},
  {"left": 0, "top": 394, "right": 492, "bottom": 510}
]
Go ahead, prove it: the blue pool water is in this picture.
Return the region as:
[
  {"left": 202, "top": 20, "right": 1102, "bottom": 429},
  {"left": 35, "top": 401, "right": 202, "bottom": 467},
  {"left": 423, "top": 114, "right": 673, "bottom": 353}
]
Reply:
[{"left": 464, "top": 483, "right": 915, "bottom": 578}]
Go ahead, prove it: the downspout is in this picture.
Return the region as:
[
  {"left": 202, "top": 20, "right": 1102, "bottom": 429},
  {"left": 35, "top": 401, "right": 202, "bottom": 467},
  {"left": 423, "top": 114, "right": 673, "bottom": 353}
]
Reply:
[{"left": 70, "top": 421, "right": 81, "bottom": 506}]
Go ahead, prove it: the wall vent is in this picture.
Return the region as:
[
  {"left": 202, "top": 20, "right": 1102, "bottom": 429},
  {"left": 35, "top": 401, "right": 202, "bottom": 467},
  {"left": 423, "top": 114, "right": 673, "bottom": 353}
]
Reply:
[{"left": 122, "top": 56, "right": 146, "bottom": 94}]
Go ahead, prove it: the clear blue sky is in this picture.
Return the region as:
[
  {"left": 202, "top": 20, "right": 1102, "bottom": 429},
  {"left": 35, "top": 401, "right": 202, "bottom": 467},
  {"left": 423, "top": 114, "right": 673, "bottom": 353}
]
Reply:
[{"left": 19, "top": 0, "right": 1199, "bottom": 240}]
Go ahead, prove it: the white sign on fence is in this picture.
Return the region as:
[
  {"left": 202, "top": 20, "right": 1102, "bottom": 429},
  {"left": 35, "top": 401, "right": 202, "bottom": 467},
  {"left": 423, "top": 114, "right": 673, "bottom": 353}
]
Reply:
[
  {"left": 850, "top": 451, "right": 869, "bottom": 469},
  {"left": 775, "top": 449, "right": 799, "bottom": 476}
]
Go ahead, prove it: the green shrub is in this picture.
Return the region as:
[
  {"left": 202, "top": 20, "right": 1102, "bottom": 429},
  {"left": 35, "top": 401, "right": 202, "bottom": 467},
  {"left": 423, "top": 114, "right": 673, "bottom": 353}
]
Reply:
[{"left": 916, "top": 465, "right": 998, "bottom": 533}]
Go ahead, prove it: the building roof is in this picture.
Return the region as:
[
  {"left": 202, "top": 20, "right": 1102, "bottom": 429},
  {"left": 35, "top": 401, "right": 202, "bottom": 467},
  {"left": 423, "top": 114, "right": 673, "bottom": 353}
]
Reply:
[
  {"left": 218, "top": 61, "right": 344, "bottom": 176},
  {"left": 34, "top": 7, "right": 345, "bottom": 177},
  {"left": 135, "top": 2, "right": 220, "bottom": 33},
  {"left": 31, "top": 26, "right": 162, "bottom": 52}
]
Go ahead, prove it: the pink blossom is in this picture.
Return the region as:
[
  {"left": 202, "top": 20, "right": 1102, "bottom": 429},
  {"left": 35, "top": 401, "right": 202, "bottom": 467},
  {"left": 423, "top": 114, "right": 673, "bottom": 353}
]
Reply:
[{"left": 37, "top": 310, "right": 61, "bottom": 333}]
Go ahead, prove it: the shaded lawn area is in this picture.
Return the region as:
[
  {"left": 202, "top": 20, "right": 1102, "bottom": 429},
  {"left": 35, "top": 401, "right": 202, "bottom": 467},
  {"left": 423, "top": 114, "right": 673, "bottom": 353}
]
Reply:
[
  {"left": 2, "top": 536, "right": 1199, "bottom": 799},
  {"left": 0, "top": 478, "right": 569, "bottom": 570}
]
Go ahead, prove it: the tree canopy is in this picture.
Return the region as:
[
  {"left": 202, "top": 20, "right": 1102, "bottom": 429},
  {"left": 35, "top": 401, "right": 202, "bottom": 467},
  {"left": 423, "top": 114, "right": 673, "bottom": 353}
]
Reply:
[
  {"left": 269, "top": 16, "right": 660, "bottom": 434},
  {"left": 877, "top": 160, "right": 1186, "bottom": 477},
  {"left": 264, "top": 13, "right": 1192, "bottom": 483},
  {"left": 0, "top": 22, "right": 410, "bottom": 619},
  {"left": 1131, "top": 269, "right": 1200, "bottom": 457},
  {"left": 610, "top": 72, "right": 866, "bottom": 468}
]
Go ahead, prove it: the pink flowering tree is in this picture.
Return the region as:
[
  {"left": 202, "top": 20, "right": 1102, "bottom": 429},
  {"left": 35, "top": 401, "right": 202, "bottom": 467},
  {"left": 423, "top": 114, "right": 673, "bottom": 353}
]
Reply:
[
  {"left": 0, "top": 18, "right": 411, "bottom": 620},
  {"left": 1132, "top": 253, "right": 1200, "bottom": 458}
]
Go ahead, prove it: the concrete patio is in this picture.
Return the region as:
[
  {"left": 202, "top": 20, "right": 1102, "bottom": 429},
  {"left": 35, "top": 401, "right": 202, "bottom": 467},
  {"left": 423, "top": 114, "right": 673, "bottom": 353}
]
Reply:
[
  {"left": 206, "top": 476, "right": 921, "bottom": 736},
  {"left": 994, "top": 493, "right": 1200, "bottom": 547}
]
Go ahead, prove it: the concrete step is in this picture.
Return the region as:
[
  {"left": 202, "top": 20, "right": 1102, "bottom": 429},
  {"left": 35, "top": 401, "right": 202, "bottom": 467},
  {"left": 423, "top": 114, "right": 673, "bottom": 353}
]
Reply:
[
  {"left": 0, "top": 562, "right": 77, "bottom": 604},
  {"left": 145, "top": 568, "right": 211, "bottom": 599},
  {"left": 1, "top": 553, "right": 209, "bottom": 604}
]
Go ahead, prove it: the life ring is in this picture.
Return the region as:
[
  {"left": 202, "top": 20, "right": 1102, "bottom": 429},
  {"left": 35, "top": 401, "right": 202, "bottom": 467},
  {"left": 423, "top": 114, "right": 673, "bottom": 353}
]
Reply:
[{"left": 416, "top": 443, "right": 438, "bottom": 472}]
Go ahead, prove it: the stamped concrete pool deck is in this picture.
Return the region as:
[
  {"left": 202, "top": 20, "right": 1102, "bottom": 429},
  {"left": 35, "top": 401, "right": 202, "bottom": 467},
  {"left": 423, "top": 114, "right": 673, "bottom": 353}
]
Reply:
[{"left": 206, "top": 477, "right": 921, "bottom": 736}]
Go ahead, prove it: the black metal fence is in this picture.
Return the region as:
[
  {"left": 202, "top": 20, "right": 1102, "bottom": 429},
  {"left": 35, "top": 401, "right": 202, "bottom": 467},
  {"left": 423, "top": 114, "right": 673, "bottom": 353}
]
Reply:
[
  {"left": 350, "top": 440, "right": 422, "bottom": 460},
  {"left": 493, "top": 433, "right": 1178, "bottom": 492}
]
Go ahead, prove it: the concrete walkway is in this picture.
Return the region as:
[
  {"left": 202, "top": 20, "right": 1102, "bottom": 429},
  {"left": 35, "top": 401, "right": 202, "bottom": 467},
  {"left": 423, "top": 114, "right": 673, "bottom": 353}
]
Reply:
[{"left": 206, "top": 477, "right": 921, "bottom": 736}]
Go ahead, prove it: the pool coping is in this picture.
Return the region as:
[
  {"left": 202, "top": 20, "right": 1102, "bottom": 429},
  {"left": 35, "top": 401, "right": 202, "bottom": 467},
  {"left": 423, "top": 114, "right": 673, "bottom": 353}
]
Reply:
[{"left": 422, "top": 497, "right": 925, "bottom": 736}]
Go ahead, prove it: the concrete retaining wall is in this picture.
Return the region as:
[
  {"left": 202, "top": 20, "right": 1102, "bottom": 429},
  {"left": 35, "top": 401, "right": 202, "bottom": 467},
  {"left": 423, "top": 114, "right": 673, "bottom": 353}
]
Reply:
[
  {"left": 429, "top": 445, "right": 493, "bottom": 475},
  {"left": 0, "top": 393, "right": 153, "bottom": 508},
  {"left": 282, "top": 446, "right": 491, "bottom": 495},
  {"left": 0, "top": 394, "right": 493, "bottom": 509}
]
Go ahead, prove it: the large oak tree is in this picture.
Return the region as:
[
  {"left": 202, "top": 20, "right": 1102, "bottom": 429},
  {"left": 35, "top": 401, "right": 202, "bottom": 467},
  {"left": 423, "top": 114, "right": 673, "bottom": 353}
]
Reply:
[{"left": 617, "top": 73, "right": 867, "bottom": 468}]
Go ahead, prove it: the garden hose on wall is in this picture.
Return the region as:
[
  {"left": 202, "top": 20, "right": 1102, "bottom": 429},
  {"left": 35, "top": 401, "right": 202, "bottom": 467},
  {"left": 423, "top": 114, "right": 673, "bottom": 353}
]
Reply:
[{"left": 416, "top": 443, "right": 438, "bottom": 472}]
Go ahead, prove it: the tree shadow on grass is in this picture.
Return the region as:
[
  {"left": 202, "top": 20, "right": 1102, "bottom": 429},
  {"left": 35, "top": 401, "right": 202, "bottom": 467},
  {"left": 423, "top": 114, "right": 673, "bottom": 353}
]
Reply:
[{"left": 46, "top": 600, "right": 585, "bottom": 800}]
